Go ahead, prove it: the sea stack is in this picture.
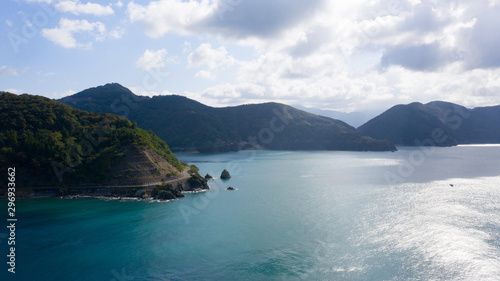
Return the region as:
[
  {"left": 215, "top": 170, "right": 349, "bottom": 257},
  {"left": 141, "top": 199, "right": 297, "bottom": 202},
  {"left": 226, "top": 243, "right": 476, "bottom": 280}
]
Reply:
[{"left": 220, "top": 169, "right": 231, "bottom": 180}]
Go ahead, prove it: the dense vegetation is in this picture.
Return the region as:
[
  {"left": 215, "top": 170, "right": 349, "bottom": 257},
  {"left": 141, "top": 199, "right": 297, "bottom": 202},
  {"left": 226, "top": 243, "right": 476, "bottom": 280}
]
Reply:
[
  {"left": 0, "top": 92, "right": 183, "bottom": 187},
  {"left": 60, "top": 83, "right": 396, "bottom": 152},
  {"left": 358, "top": 101, "right": 500, "bottom": 146}
]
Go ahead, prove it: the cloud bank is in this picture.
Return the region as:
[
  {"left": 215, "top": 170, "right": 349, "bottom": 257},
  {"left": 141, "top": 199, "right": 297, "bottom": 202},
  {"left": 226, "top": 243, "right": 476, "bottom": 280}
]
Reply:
[{"left": 18, "top": 0, "right": 500, "bottom": 112}]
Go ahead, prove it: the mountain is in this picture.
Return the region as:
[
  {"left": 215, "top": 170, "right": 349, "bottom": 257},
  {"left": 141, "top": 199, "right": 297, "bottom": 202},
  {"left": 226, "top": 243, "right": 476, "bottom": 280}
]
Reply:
[
  {"left": 358, "top": 101, "right": 500, "bottom": 146},
  {"left": 292, "top": 105, "right": 374, "bottom": 128},
  {"left": 0, "top": 91, "right": 206, "bottom": 192},
  {"left": 59, "top": 83, "right": 397, "bottom": 152}
]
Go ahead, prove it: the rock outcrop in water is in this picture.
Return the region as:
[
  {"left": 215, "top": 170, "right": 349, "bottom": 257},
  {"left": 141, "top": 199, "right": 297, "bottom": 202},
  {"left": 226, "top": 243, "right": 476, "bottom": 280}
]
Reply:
[{"left": 221, "top": 169, "right": 231, "bottom": 180}]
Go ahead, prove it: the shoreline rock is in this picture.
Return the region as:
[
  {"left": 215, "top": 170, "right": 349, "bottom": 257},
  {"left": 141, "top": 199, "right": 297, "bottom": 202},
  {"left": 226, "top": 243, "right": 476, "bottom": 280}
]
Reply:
[{"left": 220, "top": 169, "right": 231, "bottom": 180}]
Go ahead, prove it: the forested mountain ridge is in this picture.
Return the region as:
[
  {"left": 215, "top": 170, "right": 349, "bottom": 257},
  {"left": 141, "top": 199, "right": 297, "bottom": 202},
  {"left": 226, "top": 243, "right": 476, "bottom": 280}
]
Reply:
[
  {"left": 59, "top": 83, "right": 397, "bottom": 152},
  {"left": 358, "top": 101, "right": 500, "bottom": 146},
  {"left": 0, "top": 91, "right": 187, "bottom": 188}
]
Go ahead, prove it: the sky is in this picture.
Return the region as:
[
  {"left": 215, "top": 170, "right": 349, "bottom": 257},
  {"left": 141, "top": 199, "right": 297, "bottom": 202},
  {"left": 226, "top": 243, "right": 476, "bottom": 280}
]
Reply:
[{"left": 2, "top": 0, "right": 500, "bottom": 114}]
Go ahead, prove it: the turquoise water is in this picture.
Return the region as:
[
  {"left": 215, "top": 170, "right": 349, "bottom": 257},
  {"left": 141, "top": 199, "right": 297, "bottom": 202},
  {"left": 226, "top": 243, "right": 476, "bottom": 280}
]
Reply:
[{"left": 2, "top": 146, "right": 500, "bottom": 280}]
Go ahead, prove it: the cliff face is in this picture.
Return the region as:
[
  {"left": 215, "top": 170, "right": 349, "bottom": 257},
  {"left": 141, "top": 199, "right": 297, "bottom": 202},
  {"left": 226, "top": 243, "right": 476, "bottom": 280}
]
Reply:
[
  {"left": 105, "top": 144, "right": 208, "bottom": 192},
  {"left": 106, "top": 145, "right": 183, "bottom": 186}
]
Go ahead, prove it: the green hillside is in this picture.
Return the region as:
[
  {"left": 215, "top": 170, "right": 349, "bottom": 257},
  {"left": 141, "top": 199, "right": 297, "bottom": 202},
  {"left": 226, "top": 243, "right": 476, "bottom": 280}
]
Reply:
[
  {"left": 358, "top": 101, "right": 500, "bottom": 146},
  {"left": 59, "top": 83, "right": 396, "bottom": 152},
  {"left": 0, "top": 92, "right": 183, "bottom": 188}
]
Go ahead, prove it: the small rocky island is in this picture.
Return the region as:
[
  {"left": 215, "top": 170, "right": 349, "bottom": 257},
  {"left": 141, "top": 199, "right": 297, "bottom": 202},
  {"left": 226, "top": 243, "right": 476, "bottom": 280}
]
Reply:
[{"left": 221, "top": 169, "right": 231, "bottom": 180}]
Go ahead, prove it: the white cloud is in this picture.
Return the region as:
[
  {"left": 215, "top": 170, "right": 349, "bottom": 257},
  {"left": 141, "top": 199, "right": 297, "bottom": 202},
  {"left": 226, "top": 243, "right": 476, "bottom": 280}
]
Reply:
[
  {"left": 127, "top": 0, "right": 213, "bottom": 38},
  {"left": 214, "top": 1, "right": 500, "bottom": 111},
  {"left": 41, "top": 18, "right": 111, "bottom": 48},
  {"left": 205, "top": 83, "right": 266, "bottom": 99},
  {"left": 0, "top": 66, "right": 19, "bottom": 77},
  {"left": 189, "top": 39, "right": 500, "bottom": 112},
  {"left": 56, "top": 1, "right": 114, "bottom": 16},
  {"left": 136, "top": 49, "right": 170, "bottom": 71},
  {"left": 127, "top": 0, "right": 325, "bottom": 40},
  {"left": 125, "top": 0, "right": 500, "bottom": 112},
  {"left": 4, "top": 89, "right": 21, "bottom": 94},
  {"left": 108, "top": 27, "right": 125, "bottom": 39},
  {"left": 25, "top": 0, "right": 52, "bottom": 3},
  {"left": 347, "top": 1, "right": 500, "bottom": 71},
  {"left": 54, "top": 89, "right": 77, "bottom": 99},
  {"left": 187, "top": 43, "right": 234, "bottom": 69},
  {"left": 36, "top": 71, "right": 56, "bottom": 76},
  {"left": 32, "top": 0, "right": 500, "bottom": 112},
  {"left": 5, "top": 20, "right": 13, "bottom": 27},
  {"left": 128, "top": 86, "right": 175, "bottom": 97},
  {"left": 195, "top": 70, "right": 215, "bottom": 80},
  {"left": 183, "top": 41, "right": 192, "bottom": 53}
]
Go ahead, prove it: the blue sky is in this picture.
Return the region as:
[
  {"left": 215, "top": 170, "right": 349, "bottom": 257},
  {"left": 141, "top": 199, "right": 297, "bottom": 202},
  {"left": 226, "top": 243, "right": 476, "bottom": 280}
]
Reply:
[{"left": 2, "top": 0, "right": 500, "bottom": 113}]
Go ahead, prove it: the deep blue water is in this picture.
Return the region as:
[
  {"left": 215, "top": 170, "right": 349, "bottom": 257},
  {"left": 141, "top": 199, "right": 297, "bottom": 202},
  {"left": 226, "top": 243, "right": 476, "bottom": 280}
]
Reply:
[{"left": 2, "top": 145, "right": 500, "bottom": 280}]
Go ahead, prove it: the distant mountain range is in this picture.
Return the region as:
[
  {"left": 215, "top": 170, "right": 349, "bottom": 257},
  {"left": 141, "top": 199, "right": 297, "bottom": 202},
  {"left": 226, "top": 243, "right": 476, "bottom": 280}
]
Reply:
[
  {"left": 0, "top": 91, "right": 206, "bottom": 192},
  {"left": 358, "top": 101, "right": 500, "bottom": 146},
  {"left": 59, "top": 83, "right": 397, "bottom": 152},
  {"left": 7, "top": 85, "right": 496, "bottom": 191},
  {"left": 292, "top": 105, "right": 375, "bottom": 128}
]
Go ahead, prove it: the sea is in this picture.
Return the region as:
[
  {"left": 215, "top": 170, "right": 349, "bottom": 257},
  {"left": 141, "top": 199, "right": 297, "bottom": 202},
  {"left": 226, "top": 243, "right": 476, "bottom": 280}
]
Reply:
[{"left": 2, "top": 145, "right": 500, "bottom": 280}]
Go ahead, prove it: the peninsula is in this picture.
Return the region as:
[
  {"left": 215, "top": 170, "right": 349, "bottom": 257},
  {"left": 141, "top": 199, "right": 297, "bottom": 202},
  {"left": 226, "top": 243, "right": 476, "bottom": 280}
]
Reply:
[{"left": 0, "top": 92, "right": 208, "bottom": 199}]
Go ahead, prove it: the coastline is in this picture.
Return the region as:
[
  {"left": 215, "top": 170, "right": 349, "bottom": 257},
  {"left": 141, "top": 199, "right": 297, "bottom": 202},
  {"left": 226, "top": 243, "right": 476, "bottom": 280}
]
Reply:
[{"left": 2, "top": 187, "right": 208, "bottom": 201}]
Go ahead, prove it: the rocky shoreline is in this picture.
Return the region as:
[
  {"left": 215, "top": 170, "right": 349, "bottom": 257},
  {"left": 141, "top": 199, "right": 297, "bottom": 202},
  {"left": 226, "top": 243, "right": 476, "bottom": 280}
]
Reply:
[
  {"left": 61, "top": 188, "right": 209, "bottom": 202},
  {"left": 7, "top": 186, "right": 209, "bottom": 201},
  {"left": 5, "top": 171, "right": 209, "bottom": 201},
  {"left": 2, "top": 168, "right": 233, "bottom": 201}
]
